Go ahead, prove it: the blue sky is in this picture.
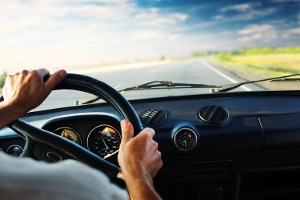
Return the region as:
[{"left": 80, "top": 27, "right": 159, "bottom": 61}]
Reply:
[{"left": 0, "top": 0, "right": 299, "bottom": 72}]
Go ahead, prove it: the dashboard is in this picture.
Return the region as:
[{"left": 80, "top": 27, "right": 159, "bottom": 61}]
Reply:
[{"left": 1, "top": 90, "right": 300, "bottom": 199}]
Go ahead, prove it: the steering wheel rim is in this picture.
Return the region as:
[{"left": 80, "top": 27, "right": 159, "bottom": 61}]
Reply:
[{"left": 8, "top": 73, "right": 144, "bottom": 186}]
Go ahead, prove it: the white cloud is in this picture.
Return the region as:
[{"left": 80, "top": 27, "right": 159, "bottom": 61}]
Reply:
[
  {"left": 0, "top": 0, "right": 191, "bottom": 70},
  {"left": 216, "top": 3, "right": 276, "bottom": 22},
  {"left": 237, "top": 23, "right": 299, "bottom": 45},
  {"left": 214, "top": 15, "right": 223, "bottom": 20},
  {"left": 238, "top": 24, "right": 274, "bottom": 35},
  {"left": 220, "top": 3, "right": 254, "bottom": 12},
  {"left": 286, "top": 28, "right": 300, "bottom": 34},
  {"left": 282, "top": 28, "right": 300, "bottom": 38},
  {"left": 134, "top": 9, "right": 188, "bottom": 26},
  {"left": 237, "top": 24, "right": 281, "bottom": 44}
]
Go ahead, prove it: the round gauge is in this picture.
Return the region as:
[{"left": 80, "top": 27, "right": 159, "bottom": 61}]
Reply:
[
  {"left": 54, "top": 127, "right": 82, "bottom": 145},
  {"left": 173, "top": 127, "right": 198, "bottom": 151},
  {"left": 6, "top": 145, "right": 23, "bottom": 157},
  {"left": 87, "top": 124, "right": 121, "bottom": 158}
]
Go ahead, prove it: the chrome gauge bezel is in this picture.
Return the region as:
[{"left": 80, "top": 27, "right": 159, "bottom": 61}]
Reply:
[
  {"left": 173, "top": 127, "right": 198, "bottom": 151},
  {"left": 53, "top": 127, "right": 82, "bottom": 145},
  {"left": 87, "top": 124, "right": 121, "bottom": 159}
]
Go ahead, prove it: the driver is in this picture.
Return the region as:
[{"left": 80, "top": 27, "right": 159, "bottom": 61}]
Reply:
[{"left": 0, "top": 69, "right": 163, "bottom": 200}]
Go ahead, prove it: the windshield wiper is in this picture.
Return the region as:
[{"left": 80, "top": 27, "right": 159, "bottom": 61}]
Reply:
[
  {"left": 121, "top": 74, "right": 300, "bottom": 93},
  {"left": 75, "top": 81, "right": 219, "bottom": 105},
  {"left": 76, "top": 74, "right": 300, "bottom": 105},
  {"left": 119, "top": 81, "right": 219, "bottom": 92},
  {"left": 215, "top": 73, "right": 300, "bottom": 93},
  {"left": 269, "top": 78, "right": 300, "bottom": 82}
]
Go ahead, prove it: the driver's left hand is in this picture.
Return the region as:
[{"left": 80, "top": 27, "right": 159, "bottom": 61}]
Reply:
[{"left": 0, "top": 68, "right": 66, "bottom": 128}]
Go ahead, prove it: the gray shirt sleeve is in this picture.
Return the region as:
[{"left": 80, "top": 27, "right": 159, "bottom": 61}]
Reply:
[{"left": 0, "top": 153, "right": 129, "bottom": 200}]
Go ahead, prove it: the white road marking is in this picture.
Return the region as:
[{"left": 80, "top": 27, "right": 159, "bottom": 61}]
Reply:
[{"left": 202, "top": 59, "right": 252, "bottom": 91}]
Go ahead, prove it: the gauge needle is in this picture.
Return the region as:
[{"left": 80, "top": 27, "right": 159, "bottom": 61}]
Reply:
[
  {"left": 100, "top": 135, "right": 109, "bottom": 150},
  {"left": 104, "top": 150, "right": 119, "bottom": 159},
  {"left": 183, "top": 140, "right": 187, "bottom": 147}
]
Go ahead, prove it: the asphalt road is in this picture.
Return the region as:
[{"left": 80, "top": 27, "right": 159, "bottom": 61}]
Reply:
[
  {"left": 33, "top": 58, "right": 263, "bottom": 111},
  {"left": 86, "top": 58, "right": 254, "bottom": 90}
]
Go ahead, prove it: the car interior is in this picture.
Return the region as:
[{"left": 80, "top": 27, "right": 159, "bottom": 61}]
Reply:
[{"left": 1, "top": 73, "right": 300, "bottom": 199}]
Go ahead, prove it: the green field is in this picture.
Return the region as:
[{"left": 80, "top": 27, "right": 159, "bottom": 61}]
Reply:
[{"left": 213, "top": 47, "right": 300, "bottom": 77}]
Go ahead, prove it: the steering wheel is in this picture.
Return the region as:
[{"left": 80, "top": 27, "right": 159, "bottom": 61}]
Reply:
[{"left": 7, "top": 73, "right": 144, "bottom": 186}]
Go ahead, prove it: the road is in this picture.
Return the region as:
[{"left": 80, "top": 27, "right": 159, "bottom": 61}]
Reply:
[{"left": 34, "top": 58, "right": 263, "bottom": 111}]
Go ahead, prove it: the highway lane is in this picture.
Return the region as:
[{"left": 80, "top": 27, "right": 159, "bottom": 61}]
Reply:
[
  {"left": 86, "top": 58, "right": 261, "bottom": 91},
  {"left": 33, "top": 58, "right": 263, "bottom": 111}
]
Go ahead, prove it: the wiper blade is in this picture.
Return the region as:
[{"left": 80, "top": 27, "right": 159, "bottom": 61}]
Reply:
[
  {"left": 77, "top": 74, "right": 300, "bottom": 105},
  {"left": 76, "top": 81, "right": 219, "bottom": 105},
  {"left": 216, "top": 73, "right": 300, "bottom": 93},
  {"left": 269, "top": 78, "right": 300, "bottom": 82},
  {"left": 119, "top": 81, "right": 219, "bottom": 92}
]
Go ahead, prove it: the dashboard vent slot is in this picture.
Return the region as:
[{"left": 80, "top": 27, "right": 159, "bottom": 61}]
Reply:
[
  {"left": 139, "top": 109, "right": 168, "bottom": 128},
  {"left": 198, "top": 106, "right": 229, "bottom": 124}
]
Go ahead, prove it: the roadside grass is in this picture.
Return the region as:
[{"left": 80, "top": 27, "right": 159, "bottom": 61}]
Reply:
[
  {"left": 210, "top": 48, "right": 300, "bottom": 91},
  {"left": 213, "top": 53, "right": 300, "bottom": 77}
]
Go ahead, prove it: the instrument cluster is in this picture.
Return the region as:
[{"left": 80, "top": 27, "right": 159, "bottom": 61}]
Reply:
[{"left": 42, "top": 113, "right": 122, "bottom": 159}]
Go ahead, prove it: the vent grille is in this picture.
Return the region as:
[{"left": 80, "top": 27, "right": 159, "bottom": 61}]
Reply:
[
  {"left": 139, "top": 109, "right": 168, "bottom": 128},
  {"left": 198, "top": 106, "right": 229, "bottom": 124}
]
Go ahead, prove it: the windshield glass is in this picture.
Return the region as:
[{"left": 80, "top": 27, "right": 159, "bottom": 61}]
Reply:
[{"left": 0, "top": 0, "right": 299, "bottom": 110}]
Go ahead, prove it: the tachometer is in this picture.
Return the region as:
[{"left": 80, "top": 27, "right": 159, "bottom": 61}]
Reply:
[
  {"left": 54, "top": 127, "right": 82, "bottom": 145},
  {"left": 87, "top": 124, "right": 121, "bottom": 159}
]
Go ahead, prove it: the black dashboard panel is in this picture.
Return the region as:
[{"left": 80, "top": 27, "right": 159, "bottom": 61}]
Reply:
[
  {"left": 1, "top": 91, "right": 300, "bottom": 199},
  {"left": 260, "top": 114, "right": 300, "bottom": 149}
]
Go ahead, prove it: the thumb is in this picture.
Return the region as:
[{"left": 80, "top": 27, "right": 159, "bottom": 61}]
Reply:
[{"left": 120, "top": 119, "right": 134, "bottom": 144}]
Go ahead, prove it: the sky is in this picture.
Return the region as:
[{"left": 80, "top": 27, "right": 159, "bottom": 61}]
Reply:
[{"left": 0, "top": 0, "right": 299, "bottom": 72}]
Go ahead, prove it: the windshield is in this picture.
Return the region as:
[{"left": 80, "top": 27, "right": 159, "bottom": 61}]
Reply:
[{"left": 0, "top": 0, "right": 299, "bottom": 110}]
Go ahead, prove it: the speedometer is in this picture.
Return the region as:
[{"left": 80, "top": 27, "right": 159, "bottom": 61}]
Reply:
[{"left": 87, "top": 124, "right": 121, "bottom": 159}]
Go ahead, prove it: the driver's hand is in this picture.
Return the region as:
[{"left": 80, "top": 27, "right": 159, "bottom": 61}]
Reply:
[
  {"left": 118, "top": 120, "right": 162, "bottom": 181},
  {"left": 2, "top": 68, "right": 66, "bottom": 117},
  {"left": 118, "top": 120, "right": 163, "bottom": 199}
]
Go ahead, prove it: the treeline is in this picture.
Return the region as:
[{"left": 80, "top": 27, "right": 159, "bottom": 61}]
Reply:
[{"left": 0, "top": 72, "right": 7, "bottom": 89}]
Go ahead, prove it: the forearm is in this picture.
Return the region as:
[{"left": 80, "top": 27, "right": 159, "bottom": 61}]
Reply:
[
  {"left": 125, "top": 176, "right": 162, "bottom": 200},
  {"left": 0, "top": 102, "right": 25, "bottom": 129},
  {"left": 0, "top": 69, "right": 67, "bottom": 130}
]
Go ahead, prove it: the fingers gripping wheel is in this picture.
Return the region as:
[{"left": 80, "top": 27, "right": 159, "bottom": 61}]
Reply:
[{"left": 8, "top": 73, "right": 143, "bottom": 186}]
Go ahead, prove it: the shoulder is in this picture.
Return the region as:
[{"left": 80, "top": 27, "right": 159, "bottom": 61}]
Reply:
[{"left": 0, "top": 153, "right": 129, "bottom": 200}]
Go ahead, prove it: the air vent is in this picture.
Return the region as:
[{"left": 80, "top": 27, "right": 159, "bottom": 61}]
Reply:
[
  {"left": 198, "top": 106, "right": 229, "bottom": 124},
  {"left": 139, "top": 109, "right": 168, "bottom": 128}
]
